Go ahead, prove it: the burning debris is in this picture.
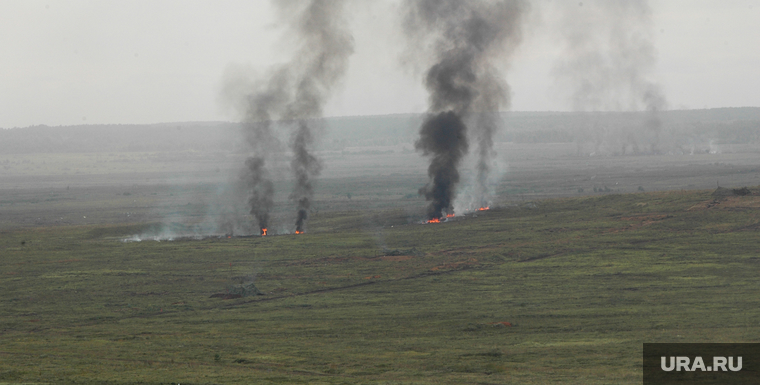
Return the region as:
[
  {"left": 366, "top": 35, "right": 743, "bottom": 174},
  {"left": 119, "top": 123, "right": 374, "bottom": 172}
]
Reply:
[
  {"left": 425, "top": 212, "right": 461, "bottom": 224},
  {"left": 402, "top": 0, "right": 528, "bottom": 221},
  {"left": 222, "top": 0, "right": 354, "bottom": 235}
]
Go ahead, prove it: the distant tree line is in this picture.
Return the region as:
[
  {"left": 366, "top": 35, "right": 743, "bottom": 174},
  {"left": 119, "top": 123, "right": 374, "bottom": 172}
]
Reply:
[{"left": 1, "top": 108, "right": 758, "bottom": 154}]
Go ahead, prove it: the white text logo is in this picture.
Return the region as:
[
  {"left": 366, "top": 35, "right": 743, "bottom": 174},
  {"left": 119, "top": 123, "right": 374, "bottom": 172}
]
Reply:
[{"left": 660, "top": 356, "right": 742, "bottom": 372}]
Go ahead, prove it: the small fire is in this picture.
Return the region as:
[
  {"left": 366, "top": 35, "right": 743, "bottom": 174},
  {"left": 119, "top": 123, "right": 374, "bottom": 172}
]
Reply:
[
  {"left": 478, "top": 206, "right": 490, "bottom": 211},
  {"left": 261, "top": 228, "right": 268, "bottom": 236},
  {"left": 427, "top": 218, "right": 441, "bottom": 224},
  {"left": 446, "top": 213, "right": 455, "bottom": 218},
  {"left": 295, "top": 230, "right": 304, "bottom": 235}
]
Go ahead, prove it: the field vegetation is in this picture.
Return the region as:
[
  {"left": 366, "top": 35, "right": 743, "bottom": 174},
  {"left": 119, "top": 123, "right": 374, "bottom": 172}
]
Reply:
[
  {"left": 2, "top": 110, "right": 759, "bottom": 383},
  {"left": 2, "top": 187, "right": 760, "bottom": 384}
]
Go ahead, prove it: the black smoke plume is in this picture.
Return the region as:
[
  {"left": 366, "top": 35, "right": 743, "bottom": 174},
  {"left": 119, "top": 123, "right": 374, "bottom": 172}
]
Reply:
[
  {"left": 289, "top": 120, "right": 322, "bottom": 233},
  {"left": 402, "top": 0, "right": 527, "bottom": 219},
  {"left": 282, "top": 0, "right": 353, "bottom": 233},
  {"left": 243, "top": 157, "right": 275, "bottom": 234},
  {"left": 224, "top": 0, "right": 353, "bottom": 234},
  {"left": 236, "top": 69, "right": 290, "bottom": 235},
  {"left": 416, "top": 111, "right": 468, "bottom": 219}
]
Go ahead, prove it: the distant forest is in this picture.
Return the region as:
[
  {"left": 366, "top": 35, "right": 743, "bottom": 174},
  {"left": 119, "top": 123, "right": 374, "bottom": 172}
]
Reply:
[{"left": 1, "top": 108, "right": 759, "bottom": 155}]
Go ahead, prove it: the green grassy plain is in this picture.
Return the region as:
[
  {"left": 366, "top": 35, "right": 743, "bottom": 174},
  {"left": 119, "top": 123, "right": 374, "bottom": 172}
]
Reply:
[{"left": 2, "top": 188, "right": 759, "bottom": 384}]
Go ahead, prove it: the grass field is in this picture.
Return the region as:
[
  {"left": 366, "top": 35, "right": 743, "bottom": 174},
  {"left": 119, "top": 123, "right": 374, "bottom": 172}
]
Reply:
[{"left": 2, "top": 187, "right": 759, "bottom": 384}]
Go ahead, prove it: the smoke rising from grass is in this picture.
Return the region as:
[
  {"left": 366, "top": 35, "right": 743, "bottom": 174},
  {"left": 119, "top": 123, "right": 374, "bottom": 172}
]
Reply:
[
  {"left": 283, "top": 0, "right": 354, "bottom": 233},
  {"left": 221, "top": 0, "right": 353, "bottom": 234},
  {"left": 234, "top": 69, "right": 290, "bottom": 234},
  {"left": 402, "top": 0, "right": 527, "bottom": 219}
]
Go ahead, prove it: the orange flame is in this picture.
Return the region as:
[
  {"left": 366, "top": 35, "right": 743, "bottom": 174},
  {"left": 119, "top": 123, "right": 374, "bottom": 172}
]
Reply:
[
  {"left": 427, "top": 218, "right": 441, "bottom": 224},
  {"left": 446, "top": 213, "right": 455, "bottom": 218},
  {"left": 295, "top": 230, "right": 304, "bottom": 235},
  {"left": 261, "top": 228, "right": 267, "bottom": 236},
  {"left": 478, "top": 206, "right": 490, "bottom": 211}
]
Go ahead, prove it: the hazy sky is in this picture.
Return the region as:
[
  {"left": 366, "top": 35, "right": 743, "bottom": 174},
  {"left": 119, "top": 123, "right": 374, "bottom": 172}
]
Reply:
[{"left": 1, "top": 0, "right": 758, "bottom": 128}]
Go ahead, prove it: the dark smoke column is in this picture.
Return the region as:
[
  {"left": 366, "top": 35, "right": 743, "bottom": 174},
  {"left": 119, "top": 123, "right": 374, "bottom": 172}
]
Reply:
[
  {"left": 283, "top": 0, "right": 353, "bottom": 233},
  {"left": 417, "top": 110, "right": 469, "bottom": 220},
  {"left": 237, "top": 70, "right": 290, "bottom": 235},
  {"left": 289, "top": 120, "right": 321, "bottom": 233},
  {"left": 402, "top": 0, "right": 527, "bottom": 220},
  {"left": 227, "top": 0, "right": 353, "bottom": 235},
  {"left": 244, "top": 156, "right": 274, "bottom": 234}
]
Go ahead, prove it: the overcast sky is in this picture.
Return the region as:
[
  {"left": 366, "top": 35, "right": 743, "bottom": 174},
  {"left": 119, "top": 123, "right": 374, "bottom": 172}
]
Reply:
[{"left": 1, "top": 0, "right": 759, "bottom": 128}]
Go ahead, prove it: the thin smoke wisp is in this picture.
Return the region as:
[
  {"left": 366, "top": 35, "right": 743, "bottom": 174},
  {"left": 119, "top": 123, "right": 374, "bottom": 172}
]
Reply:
[{"left": 551, "top": 0, "right": 668, "bottom": 155}]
